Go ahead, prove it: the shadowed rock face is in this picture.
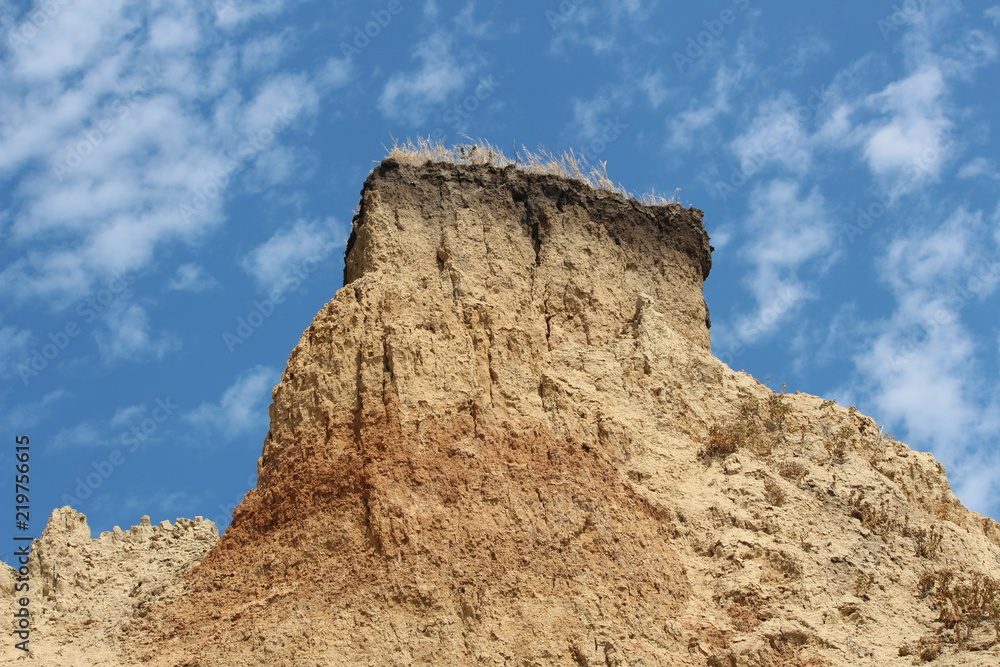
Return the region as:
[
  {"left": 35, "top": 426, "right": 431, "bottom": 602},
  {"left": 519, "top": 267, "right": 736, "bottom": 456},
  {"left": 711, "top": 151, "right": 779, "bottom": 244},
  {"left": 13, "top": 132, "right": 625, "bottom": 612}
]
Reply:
[{"left": 10, "top": 159, "right": 1000, "bottom": 666}]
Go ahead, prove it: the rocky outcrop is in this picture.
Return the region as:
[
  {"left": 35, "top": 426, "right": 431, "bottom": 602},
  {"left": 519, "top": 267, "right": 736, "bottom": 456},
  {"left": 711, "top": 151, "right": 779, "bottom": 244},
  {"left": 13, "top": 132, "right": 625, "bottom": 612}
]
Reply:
[
  {"left": 7, "top": 158, "right": 1000, "bottom": 665},
  {"left": 129, "top": 159, "right": 1000, "bottom": 666},
  {"left": 1, "top": 507, "right": 216, "bottom": 666}
]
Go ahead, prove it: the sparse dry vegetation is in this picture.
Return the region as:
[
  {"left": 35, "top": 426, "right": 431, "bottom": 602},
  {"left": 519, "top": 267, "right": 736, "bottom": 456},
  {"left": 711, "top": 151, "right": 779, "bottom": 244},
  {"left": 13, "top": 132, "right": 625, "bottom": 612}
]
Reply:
[
  {"left": 384, "top": 136, "right": 680, "bottom": 205},
  {"left": 700, "top": 392, "right": 791, "bottom": 460},
  {"left": 907, "top": 521, "right": 944, "bottom": 559},
  {"left": 764, "top": 477, "right": 787, "bottom": 506},
  {"left": 910, "top": 569, "right": 1000, "bottom": 652},
  {"left": 777, "top": 460, "right": 809, "bottom": 483},
  {"left": 824, "top": 425, "right": 856, "bottom": 463},
  {"left": 847, "top": 492, "right": 945, "bottom": 558},
  {"left": 854, "top": 571, "right": 874, "bottom": 597}
]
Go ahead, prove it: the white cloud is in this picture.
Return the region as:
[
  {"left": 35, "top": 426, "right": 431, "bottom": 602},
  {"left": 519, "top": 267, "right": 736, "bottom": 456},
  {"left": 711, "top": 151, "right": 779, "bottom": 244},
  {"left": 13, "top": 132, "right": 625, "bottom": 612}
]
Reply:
[
  {"left": 848, "top": 207, "right": 1000, "bottom": 515},
  {"left": 455, "top": 2, "right": 491, "bottom": 38},
  {"left": 570, "top": 92, "right": 630, "bottom": 146},
  {"left": 881, "top": 208, "right": 999, "bottom": 296},
  {"left": 855, "top": 321, "right": 978, "bottom": 447},
  {"left": 5, "top": 0, "right": 137, "bottom": 82},
  {"left": 167, "top": 263, "right": 217, "bottom": 293},
  {"left": 241, "top": 218, "right": 342, "bottom": 292},
  {"left": 243, "top": 73, "right": 318, "bottom": 136},
  {"left": 0, "top": 323, "right": 32, "bottom": 375},
  {"left": 730, "top": 91, "right": 813, "bottom": 175},
  {"left": 0, "top": 390, "right": 65, "bottom": 432},
  {"left": 730, "top": 179, "right": 836, "bottom": 342},
  {"left": 110, "top": 403, "right": 147, "bottom": 429},
  {"left": 861, "top": 66, "right": 950, "bottom": 182},
  {"left": 547, "top": 0, "right": 662, "bottom": 56},
  {"left": 95, "top": 303, "right": 180, "bottom": 362},
  {"left": 185, "top": 366, "right": 279, "bottom": 439},
  {"left": 0, "top": 2, "right": 323, "bottom": 308},
  {"left": 240, "top": 31, "right": 290, "bottom": 72},
  {"left": 666, "top": 60, "right": 753, "bottom": 151},
  {"left": 214, "top": 0, "right": 288, "bottom": 30},
  {"left": 378, "top": 32, "right": 474, "bottom": 123},
  {"left": 639, "top": 71, "right": 668, "bottom": 108},
  {"left": 148, "top": 12, "right": 201, "bottom": 54},
  {"left": 318, "top": 57, "right": 353, "bottom": 90},
  {"left": 988, "top": 6, "right": 1000, "bottom": 26},
  {"left": 52, "top": 422, "right": 102, "bottom": 450},
  {"left": 957, "top": 157, "right": 999, "bottom": 180}
]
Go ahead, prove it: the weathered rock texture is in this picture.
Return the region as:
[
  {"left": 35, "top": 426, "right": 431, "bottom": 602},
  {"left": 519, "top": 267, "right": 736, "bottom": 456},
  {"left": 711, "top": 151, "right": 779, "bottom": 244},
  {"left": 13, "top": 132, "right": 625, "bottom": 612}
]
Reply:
[
  {"left": 6, "top": 159, "right": 1000, "bottom": 665},
  {"left": 1, "top": 507, "right": 216, "bottom": 665}
]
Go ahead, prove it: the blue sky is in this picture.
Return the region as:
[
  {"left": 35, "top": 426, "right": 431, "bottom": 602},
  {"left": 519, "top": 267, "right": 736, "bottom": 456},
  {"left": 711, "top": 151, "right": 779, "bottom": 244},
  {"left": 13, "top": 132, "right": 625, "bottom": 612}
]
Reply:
[{"left": 1, "top": 0, "right": 998, "bottom": 552}]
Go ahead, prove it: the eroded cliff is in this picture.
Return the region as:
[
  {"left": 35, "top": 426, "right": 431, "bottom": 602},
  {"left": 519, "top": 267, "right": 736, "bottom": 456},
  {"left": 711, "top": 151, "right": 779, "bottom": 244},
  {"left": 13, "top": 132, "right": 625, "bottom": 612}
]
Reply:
[
  {"left": 6, "top": 158, "right": 1000, "bottom": 666},
  {"left": 133, "top": 159, "right": 1000, "bottom": 666}
]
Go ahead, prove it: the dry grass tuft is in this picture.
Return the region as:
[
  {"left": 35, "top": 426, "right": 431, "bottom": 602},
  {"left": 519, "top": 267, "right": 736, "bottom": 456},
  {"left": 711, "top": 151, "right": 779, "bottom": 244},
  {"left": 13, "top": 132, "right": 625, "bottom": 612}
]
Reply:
[
  {"left": 700, "top": 392, "right": 791, "bottom": 460},
  {"left": 930, "top": 570, "right": 1000, "bottom": 644},
  {"left": 776, "top": 460, "right": 809, "bottom": 484},
  {"left": 384, "top": 135, "right": 680, "bottom": 205},
  {"left": 854, "top": 571, "right": 874, "bottom": 597},
  {"left": 909, "top": 569, "right": 1000, "bottom": 652},
  {"left": 764, "top": 477, "right": 787, "bottom": 506}
]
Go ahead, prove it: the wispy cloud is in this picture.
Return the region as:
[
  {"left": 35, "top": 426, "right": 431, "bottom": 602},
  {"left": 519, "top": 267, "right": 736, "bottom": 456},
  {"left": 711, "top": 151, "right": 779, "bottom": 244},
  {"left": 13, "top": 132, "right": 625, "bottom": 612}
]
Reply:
[
  {"left": 214, "top": 0, "right": 289, "bottom": 30},
  {"left": 861, "top": 65, "right": 950, "bottom": 183},
  {"left": 185, "top": 365, "right": 279, "bottom": 440},
  {"left": 52, "top": 421, "right": 102, "bottom": 450},
  {"left": 167, "top": 264, "right": 218, "bottom": 293},
  {"left": 0, "top": 390, "right": 65, "bottom": 432},
  {"left": 849, "top": 207, "right": 1000, "bottom": 514},
  {"left": 666, "top": 57, "right": 756, "bottom": 152},
  {"left": 95, "top": 303, "right": 180, "bottom": 363},
  {"left": 730, "top": 91, "right": 814, "bottom": 175},
  {"left": 378, "top": 32, "right": 475, "bottom": 124},
  {"left": 547, "top": 0, "right": 663, "bottom": 56},
  {"left": 240, "top": 31, "right": 292, "bottom": 73},
  {"left": 957, "top": 157, "right": 1000, "bottom": 180},
  {"left": 0, "top": 2, "right": 323, "bottom": 309},
  {"left": 241, "top": 218, "right": 342, "bottom": 292},
  {"left": 0, "top": 322, "right": 31, "bottom": 376},
  {"left": 734, "top": 178, "right": 837, "bottom": 339}
]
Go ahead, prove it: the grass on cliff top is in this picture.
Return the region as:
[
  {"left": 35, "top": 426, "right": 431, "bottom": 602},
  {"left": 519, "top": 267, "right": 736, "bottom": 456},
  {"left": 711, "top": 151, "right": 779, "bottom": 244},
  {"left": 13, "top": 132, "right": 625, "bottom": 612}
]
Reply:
[{"left": 384, "top": 136, "right": 680, "bottom": 206}]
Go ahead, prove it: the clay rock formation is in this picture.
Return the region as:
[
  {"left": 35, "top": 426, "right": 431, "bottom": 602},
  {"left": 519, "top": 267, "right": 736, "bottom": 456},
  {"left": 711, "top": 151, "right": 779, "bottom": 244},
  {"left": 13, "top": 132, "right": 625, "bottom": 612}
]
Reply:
[
  {"left": 6, "top": 158, "right": 1000, "bottom": 665},
  {"left": 128, "top": 159, "right": 1000, "bottom": 666},
  {"left": 1, "top": 507, "right": 216, "bottom": 665}
]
